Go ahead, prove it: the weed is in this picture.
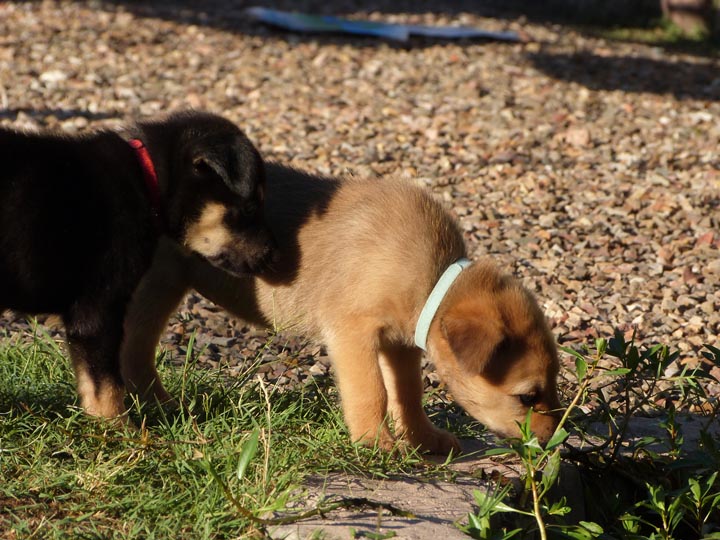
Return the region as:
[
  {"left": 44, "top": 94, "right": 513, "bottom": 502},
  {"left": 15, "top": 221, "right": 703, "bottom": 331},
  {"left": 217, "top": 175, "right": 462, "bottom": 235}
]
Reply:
[{"left": 460, "top": 334, "right": 720, "bottom": 540}]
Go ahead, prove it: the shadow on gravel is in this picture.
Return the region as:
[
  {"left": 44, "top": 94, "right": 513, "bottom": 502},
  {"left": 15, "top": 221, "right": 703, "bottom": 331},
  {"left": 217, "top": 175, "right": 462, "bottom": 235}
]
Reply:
[
  {"left": 93, "top": 0, "right": 661, "bottom": 28},
  {"left": 527, "top": 50, "right": 720, "bottom": 100},
  {"left": 67, "top": 0, "right": 527, "bottom": 50},
  {"left": 0, "top": 108, "right": 119, "bottom": 121},
  {"left": 65, "top": 0, "right": 720, "bottom": 59}
]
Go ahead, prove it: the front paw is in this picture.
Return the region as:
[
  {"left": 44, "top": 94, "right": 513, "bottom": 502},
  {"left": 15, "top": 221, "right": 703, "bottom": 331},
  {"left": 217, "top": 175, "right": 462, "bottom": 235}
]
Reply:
[
  {"left": 405, "top": 426, "right": 462, "bottom": 455},
  {"left": 355, "top": 427, "right": 398, "bottom": 452}
]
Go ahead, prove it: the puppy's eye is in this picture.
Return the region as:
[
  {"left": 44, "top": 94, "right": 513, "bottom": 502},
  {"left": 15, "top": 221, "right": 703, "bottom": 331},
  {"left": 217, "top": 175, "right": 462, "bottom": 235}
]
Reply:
[
  {"left": 493, "top": 337, "right": 512, "bottom": 358},
  {"left": 518, "top": 393, "right": 538, "bottom": 407}
]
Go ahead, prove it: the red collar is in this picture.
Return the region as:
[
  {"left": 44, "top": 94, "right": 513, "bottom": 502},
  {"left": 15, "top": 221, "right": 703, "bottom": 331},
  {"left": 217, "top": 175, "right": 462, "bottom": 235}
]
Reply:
[{"left": 128, "top": 138, "right": 162, "bottom": 220}]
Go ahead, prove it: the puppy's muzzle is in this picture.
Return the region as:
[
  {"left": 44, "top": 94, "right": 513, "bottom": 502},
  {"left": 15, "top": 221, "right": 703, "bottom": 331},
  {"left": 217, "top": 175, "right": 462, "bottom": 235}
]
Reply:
[{"left": 208, "top": 224, "right": 277, "bottom": 276}]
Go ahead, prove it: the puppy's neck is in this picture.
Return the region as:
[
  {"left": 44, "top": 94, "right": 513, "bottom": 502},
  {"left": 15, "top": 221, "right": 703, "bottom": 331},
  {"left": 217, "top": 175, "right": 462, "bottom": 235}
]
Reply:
[
  {"left": 118, "top": 123, "right": 170, "bottom": 192},
  {"left": 117, "top": 124, "right": 171, "bottom": 229},
  {"left": 128, "top": 138, "right": 162, "bottom": 219},
  {"left": 414, "top": 258, "right": 471, "bottom": 351}
]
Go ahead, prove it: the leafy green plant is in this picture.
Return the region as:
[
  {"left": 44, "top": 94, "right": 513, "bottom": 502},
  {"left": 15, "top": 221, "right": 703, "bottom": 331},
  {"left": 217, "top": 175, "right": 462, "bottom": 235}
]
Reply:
[
  {"left": 460, "top": 334, "right": 720, "bottom": 540},
  {"left": 458, "top": 483, "right": 522, "bottom": 539}
]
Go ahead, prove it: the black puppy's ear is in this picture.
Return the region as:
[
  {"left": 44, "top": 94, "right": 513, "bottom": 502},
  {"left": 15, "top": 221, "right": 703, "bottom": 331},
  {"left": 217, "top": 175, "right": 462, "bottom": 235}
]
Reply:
[
  {"left": 192, "top": 151, "right": 231, "bottom": 187},
  {"left": 192, "top": 143, "right": 263, "bottom": 198}
]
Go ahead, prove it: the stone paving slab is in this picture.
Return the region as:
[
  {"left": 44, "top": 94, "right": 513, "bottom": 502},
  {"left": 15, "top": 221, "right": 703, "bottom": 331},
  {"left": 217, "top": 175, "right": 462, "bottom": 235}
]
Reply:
[
  {"left": 270, "top": 414, "right": 718, "bottom": 540},
  {"left": 271, "top": 471, "right": 481, "bottom": 540},
  {"left": 270, "top": 438, "right": 531, "bottom": 540}
]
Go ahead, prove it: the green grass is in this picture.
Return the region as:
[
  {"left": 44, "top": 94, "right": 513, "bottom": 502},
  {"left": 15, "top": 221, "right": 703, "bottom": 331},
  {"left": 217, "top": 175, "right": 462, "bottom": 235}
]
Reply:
[
  {"left": 0, "top": 325, "right": 436, "bottom": 539},
  {"left": 592, "top": 16, "right": 720, "bottom": 55},
  {"left": 2, "top": 324, "right": 719, "bottom": 539}
]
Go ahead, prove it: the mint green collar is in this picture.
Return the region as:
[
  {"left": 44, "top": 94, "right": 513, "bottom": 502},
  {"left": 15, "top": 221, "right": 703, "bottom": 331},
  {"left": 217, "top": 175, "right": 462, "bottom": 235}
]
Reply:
[{"left": 414, "top": 258, "right": 471, "bottom": 351}]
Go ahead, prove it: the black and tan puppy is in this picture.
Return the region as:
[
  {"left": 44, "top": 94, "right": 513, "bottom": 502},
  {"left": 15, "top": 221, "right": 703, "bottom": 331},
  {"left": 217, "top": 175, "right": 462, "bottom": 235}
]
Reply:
[
  {"left": 121, "top": 164, "right": 561, "bottom": 454},
  {"left": 0, "top": 111, "right": 274, "bottom": 420}
]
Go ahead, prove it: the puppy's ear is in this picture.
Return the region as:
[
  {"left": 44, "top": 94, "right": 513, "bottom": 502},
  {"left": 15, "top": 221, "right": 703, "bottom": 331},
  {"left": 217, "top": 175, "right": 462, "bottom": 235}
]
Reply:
[
  {"left": 193, "top": 150, "right": 232, "bottom": 187},
  {"left": 193, "top": 143, "right": 264, "bottom": 199},
  {"left": 440, "top": 310, "right": 504, "bottom": 374}
]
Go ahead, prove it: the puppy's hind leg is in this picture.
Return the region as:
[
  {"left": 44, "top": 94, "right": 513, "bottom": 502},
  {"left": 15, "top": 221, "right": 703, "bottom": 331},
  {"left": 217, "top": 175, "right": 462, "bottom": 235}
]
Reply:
[
  {"left": 378, "top": 344, "right": 461, "bottom": 455},
  {"left": 121, "top": 240, "right": 189, "bottom": 407}
]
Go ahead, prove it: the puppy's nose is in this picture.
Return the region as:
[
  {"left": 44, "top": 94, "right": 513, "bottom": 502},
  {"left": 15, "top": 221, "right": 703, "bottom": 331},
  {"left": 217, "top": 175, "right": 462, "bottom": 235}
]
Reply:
[
  {"left": 530, "top": 409, "right": 562, "bottom": 446},
  {"left": 245, "top": 226, "right": 278, "bottom": 272},
  {"left": 262, "top": 227, "right": 278, "bottom": 253}
]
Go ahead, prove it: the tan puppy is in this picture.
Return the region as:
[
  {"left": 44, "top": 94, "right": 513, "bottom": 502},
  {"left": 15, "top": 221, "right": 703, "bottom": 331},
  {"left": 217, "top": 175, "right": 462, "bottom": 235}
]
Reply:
[{"left": 121, "top": 164, "right": 561, "bottom": 453}]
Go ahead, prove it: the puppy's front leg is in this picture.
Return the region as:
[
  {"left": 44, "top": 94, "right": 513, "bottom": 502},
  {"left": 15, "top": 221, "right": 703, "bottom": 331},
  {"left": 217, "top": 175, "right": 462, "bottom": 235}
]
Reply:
[
  {"left": 64, "top": 311, "right": 127, "bottom": 420},
  {"left": 378, "top": 344, "right": 461, "bottom": 455},
  {"left": 325, "top": 323, "right": 394, "bottom": 450},
  {"left": 187, "top": 250, "right": 265, "bottom": 325},
  {"left": 121, "top": 239, "right": 189, "bottom": 406}
]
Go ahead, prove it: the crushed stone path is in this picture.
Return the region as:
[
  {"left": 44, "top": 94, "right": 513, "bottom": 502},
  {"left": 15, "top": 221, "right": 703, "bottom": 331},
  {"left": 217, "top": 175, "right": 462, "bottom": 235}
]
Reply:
[{"left": 0, "top": 3, "right": 718, "bottom": 536}]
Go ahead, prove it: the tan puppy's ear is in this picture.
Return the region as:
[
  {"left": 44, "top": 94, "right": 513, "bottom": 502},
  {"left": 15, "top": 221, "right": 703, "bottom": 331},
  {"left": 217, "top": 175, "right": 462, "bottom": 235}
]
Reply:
[{"left": 440, "top": 308, "right": 504, "bottom": 374}]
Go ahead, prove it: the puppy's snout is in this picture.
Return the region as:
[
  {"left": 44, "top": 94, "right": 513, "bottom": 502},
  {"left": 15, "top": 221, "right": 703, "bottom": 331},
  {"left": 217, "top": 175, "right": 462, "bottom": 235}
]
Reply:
[
  {"left": 259, "top": 224, "right": 277, "bottom": 253},
  {"left": 221, "top": 222, "right": 276, "bottom": 274},
  {"left": 530, "top": 407, "right": 562, "bottom": 446},
  {"left": 248, "top": 224, "right": 278, "bottom": 269}
]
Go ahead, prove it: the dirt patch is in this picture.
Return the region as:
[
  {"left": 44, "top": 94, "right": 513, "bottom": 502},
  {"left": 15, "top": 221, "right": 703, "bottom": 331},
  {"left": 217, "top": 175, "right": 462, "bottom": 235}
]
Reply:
[{"left": 269, "top": 414, "right": 718, "bottom": 539}]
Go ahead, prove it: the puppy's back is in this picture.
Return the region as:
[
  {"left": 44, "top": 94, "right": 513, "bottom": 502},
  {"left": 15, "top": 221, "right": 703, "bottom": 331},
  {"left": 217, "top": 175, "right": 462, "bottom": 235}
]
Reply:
[
  {"left": 0, "top": 128, "right": 149, "bottom": 313},
  {"left": 256, "top": 166, "right": 466, "bottom": 337}
]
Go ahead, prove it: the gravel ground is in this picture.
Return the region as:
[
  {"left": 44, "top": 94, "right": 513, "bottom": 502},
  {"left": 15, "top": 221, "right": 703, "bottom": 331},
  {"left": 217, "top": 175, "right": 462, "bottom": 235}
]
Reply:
[{"left": 1, "top": 1, "right": 718, "bottom": 405}]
